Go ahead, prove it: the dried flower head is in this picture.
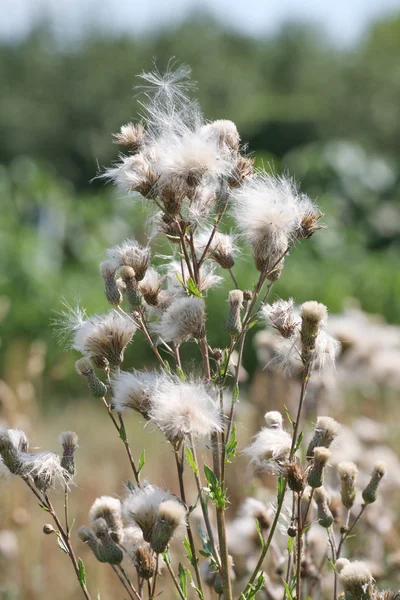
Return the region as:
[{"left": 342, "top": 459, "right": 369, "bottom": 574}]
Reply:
[
  {"left": 104, "top": 152, "right": 159, "bottom": 198},
  {"left": 138, "top": 267, "right": 163, "bottom": 306},
  {"left": 150, "top": 498, "right": 187, "bottom": 553},
  {"left": 261, "top": 298, "right": 299, "bottom": 339},
  {"left": 89, "top": 496, "right": 123, "bottom": 543},
  {"left": 112, "top": 370, "right": 158, "bottom": 417},
  {"left": 338, "top": 560, "right": 373, "bottom": 600},
  {"left": 226, "top": 289, "right": 243, "bottom": 336},
  {"left": 70, "top": 310, "right": 136, "bottom": 368},
  {"left": 230, "top": 172, "right": 316, "bottom": 273},
  {"left": 244, "top": 426, "right": 292, "bottom": 475},
  {"left": 148, "top": 376, "right": 222, "bottom": 442},
  {"left": 307, "top": 447, "right": 331, "bottom": 489},
  {"left": 264, "top": 411, "right": 284, "bottom": 429},
  {"left": 307, "top": 416, "right": 340, "bottom": 459},
  {"left": 313, "top": 487, "right": 334, "bottom": 528},
  {"left": 112, "top": 122, "right": 145, "bottom": 153},
  {"left": 134, "top": 543, "right": 158, "bottom": 580},
  {"left": 122, "top": 484, "right": 180, "bottom": 543},
  {"left": 100, "top": 260, "right": 122, "bottom": 306},
  {"left": 201, "top": 119, "right": 240, "bottom": 151},
  {"left": 91, "top": 518, "right": 124, "bottom": 564},
  {"left": 107, "top": 239, "right": 151, "bottom": 281},
  {"left": 338, "top": 461, "right": 358, "bottom": 510},
  {"left": 59, "top": 431, "right": 78, "bottom": 476},
  {"left": 151, "top": 296, "right": 205, "bottom": 343},
  {"left": 19, "top": 451, "right": 69, "bottom": 492},
  {"left": 196, "top": 229, "right": 237, "bottom": 270},
  {"left": 362, "top": 462, "right": 386, "bottom": 505},
  {"left": 0, "top": 429, "right": 29, "bottom": 475}
]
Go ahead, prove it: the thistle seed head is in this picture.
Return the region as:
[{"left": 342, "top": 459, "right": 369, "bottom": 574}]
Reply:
[
  {"left": 362, "top": 461, "right": 386, "bottom": 505},
  {"left": 338, "top": 461, "right": 358, "bottom": 510}
]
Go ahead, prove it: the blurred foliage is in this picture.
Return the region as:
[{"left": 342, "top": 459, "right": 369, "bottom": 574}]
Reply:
[{"left": 1, "top": 14, "right": 400, "bottom": 397}]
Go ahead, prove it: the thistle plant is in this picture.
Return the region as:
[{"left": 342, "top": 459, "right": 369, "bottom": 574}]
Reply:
[{"left": 1, "top": 63, "right": 397, "bottom": 600}]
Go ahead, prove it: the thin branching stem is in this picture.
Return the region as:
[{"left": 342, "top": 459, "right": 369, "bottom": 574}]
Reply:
[
  {"left": 111, "top": 565, "right": 136, "bottom": 600},
  {"left": 166, "top": 560, "right": 187, "bottom": 600}
]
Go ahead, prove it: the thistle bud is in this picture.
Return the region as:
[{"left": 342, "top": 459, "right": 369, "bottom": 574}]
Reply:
[
  {"left": 307, "top": 416, "right": 340, "bottom": 459},
  {"left": 150, "top": 500, "right": 187, "bottom": 554},
  {"left": 100, "top": 260, "right": 122, "bottom": 307},
  {"left": 267, "top": 257, "right": 285, "bottom": 282},
  {"left": 75, "top": 358, "right": 108, "bottom": 398},
  {"left": 43, "top": 524, "right": 55, "bottom": 535},
  {"left": 300, "top": 301, "right": 327, "bottom": 363},
  {"left": 160, "top": 177, "right": 187, "bottom": 216},
  {"left": 228, "top": 155, "right": 254, "bottom": 188},
  {"left": 59, "top": 431, "right": 78, "bottom": 477},
  {"left": 362, "top": 462, "right": 386, "bottom": 505},
  {"left": 77, "top": 526, "right": 100, "bottom": 558},
  {"left": 119, "top": 266, "right": 143, "bottom": 309},
  {"left": 314, "top": 487, "right": 334, "bottom": 528},
  {"left": 264, "top": 411, "right": 283, "bottom": 429},
  {"left": 286, "top": 461, "right": 305, "bottom": 494},
  {"left": 338, "top": 462, "right": 358, "bottom": 510},
  {"left": 307, "top": 447, "right": 330, "bottom": 489},
  {"left": 92, "top": 518, "right": 124, "bottom": 565},
  {"left": 226, "top": 290, "right": 243, "bottom": 336},
  {"left": 134, "top": 544, "right": 157, "bottom": 580}
]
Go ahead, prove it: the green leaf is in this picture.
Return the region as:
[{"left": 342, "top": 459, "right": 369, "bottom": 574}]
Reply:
[
  {"left": 327, "top": 556, "right": 337, "bottom": 572},
  {"left": 183, "top": 536, "right": 194, "bottom": 566},
  {"left": 119, "top": 425, "right": 126, "bottom": 442},
  {"left": 163, "top": 360, "right": 172, "bottom": 375},
  {"left": 225, "top": 425, "right": 237, "bottom": 463},
  {"left": 232, "top": 385, "right": 239, "bottom": 405},
  {"left": 255, "top": 519, "right": 265, "bottom": 548},
  {"left": 294, "top": 431, "right": 303, "bottom": 453},
  {"left": 282, "top": 581, "right": 293, "bottom": 599},
  {"left": 204, "top": 465, "right": 227, "bottom": 510},
  {"left": 126, "top": 479, "right": 135, "bottom": 492},
  {"left": 277, "top": 476, "right": 286, "bottom": 504},
  {"left": 187, "top": 277, "right": 203, "bottom": 298},
  {"left": 178, "top": 563, "right": 187, "bottom": 596},
  {"left": 197, "top": 526, "right": 213, "bottom": 559},
  {"left": 78, "top": 558, "right": 86, "bottom": 588},
  {"left": 287, "top": 536, "right": 294, "bottom": 553},
  {"left": 247, "top": 319, "right": 258, "bottom": 330},
  {"left": 177, "top": 366, "right": 186, "bottom": 381},
  {"left": 162, "top": 549, "right": 171, "bottom": 565},
  {"left": 185, "top": 447, "right": 198, "bottom": 476},
  {"left": 175, "top": 272, "right": 185, "bottom": 287},
  {"left": 138, "top": 450, "right": 145, "bottom": 474},
  {"left": 284, "top": 405, "right": 293, "bottom": 426},
  {"left": 240, "top": 572, "right": 265, "bottom": 599},
  {"left": 38, "top": 503, "right": 50, "bottom": 512},
  {"left": 56, "top": 534, "right": 69, "bottom": 555}
]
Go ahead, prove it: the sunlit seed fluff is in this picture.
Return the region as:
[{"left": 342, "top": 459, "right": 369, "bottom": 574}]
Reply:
[
  {"left": 195, "top": 229, "right": 237, "bottom": 270},
  {"left": 338, "top": 462, "right": 358, "bottom": 510},
  {"left": 307, "top": 416, "right": 340, "bottom": 459},
  {"left": 226, "top": 290, "right": 243, "bottom": 336},
  {"left": 300, "top": 301, "right": 327, "bottom": 352},
  {"left": 230, "top": 172, "right": 315, "bottom": 272},
  {"left": 187, "top": 185, "right": 217, "bottom": 222},
  {"left": 338, "top": 560, "right": 373, "bottom": 600},
  {"left": 100, "top": 260, "right": 122, "bottom": 306},
  {"left": 159, "top": 175, "right": 188, "bottom": 216},
  {"left": 307, "top": 447, "right": 331, "bottom": 489},
  {"left": 107, "top": 239, "right": 151, "bottom": 281},
  {"left": 0, "top": 429, "right": 29, "bottom": 475},
  {"left": 19, "top": 451, "right": 69, "bottom": 491},
  {"left": 92, "top": 518, "right": 124, "bottom": 565},
  {"left": 167, "top": 261, "right": 222, "bottom": 293},
  {"left": 75, "top": 358, "right": 108, "bottom": 398},
  {"left": 238, "top": 498, "right": 273, "bottom": 531},
  {"left": 72, "top": 311, "right": 136, "bottom": 367},
  {"left": 313, "top": 487, "right": 334, "bottom": 529},
  {"left": 112, "top": 370, "right": 158, "bottom": 417},
  {"left": 122, "top": 484, "right": 178, "bottom": 543},
  {"left": 112, "top": 122, "right": 145, "bottom": 153},
  {"left": 59, "top": 431, "right": 78, "bottom": 476},
  {"left": 362, "top": 462, "right": 386, "bottom": 505},
  {"left": 264, "top": 411, "right": 284, "bottom": 429},
  {"left": 89, "top": 496, "right": 123, "bottom": 544},
  {"left": 150, "top": 498, "right": 187, "bottom": 553},
  {"left": 244, "top": 427, "right": 292, "bottom": 475},
  {"left": 148, "top": 377, "right": 222, "bottom": 442},
  {"left": 201, "top": 119, "right": 240, "bottom": 152},
  {"left": 261, "top": 298, "right": 299, "bottom": 339},
  {"left": 104, "top": 152, "right": 159, "bottom": 198},
  {"left": 138, "top": 267, "right": 163, "bottom": 306},
  {"left": 151, "top": 296, "right": 205, "bottom": 343}
]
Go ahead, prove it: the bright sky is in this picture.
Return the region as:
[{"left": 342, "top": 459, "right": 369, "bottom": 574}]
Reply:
[{"left": 1, "top": 0, "right": 400, "bottom": 44}]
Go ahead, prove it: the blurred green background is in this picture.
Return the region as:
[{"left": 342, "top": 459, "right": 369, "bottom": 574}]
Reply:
[{"left": 1, "top": 12, "right": 400, "bottom": 399}]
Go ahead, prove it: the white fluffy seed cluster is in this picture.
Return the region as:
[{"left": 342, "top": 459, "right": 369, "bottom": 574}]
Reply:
[
  {"left": 243, "top": 411, "right": 291, "bottom": 475},
  {"left": 261, "top": 298, "right": 339, "bottom": 373}
]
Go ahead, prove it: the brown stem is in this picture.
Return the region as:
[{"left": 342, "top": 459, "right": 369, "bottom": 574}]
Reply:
[
  {"left": 174, "top": 449, "right": 204, "bottom": 597},
  {"left": 150, "top": 554, "right": 160, "bottom": 599},
  {"left": 117, "top": 413, "right": 141, "bottom": 485},
  {"left": 295, "top": 493, "right": 303, "bottom": 600},
  {"left": 335, "top": 505, "right": 366, "bottom": 598},
  {"left": 111, "top": 565, "right": 136, "bottom": 600},
  {"left": 211, "top": 432, "right": 232, "bottom": 600},
  {"left": 166, "top": 560, "right": 187, "bottom": 600},
  {"left": 289, "top": 366, "right": 311, "bottom": 460},
  {"left": 118, "top": 565, "right": 143, "bottom": 600}
]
